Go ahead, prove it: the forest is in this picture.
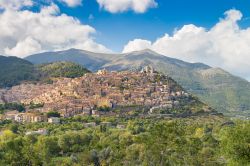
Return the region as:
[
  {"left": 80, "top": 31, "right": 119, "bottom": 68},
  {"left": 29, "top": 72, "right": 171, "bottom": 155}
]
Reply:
[
  {"left": 0, "top": 115, "right": 249, "bottom": 166},
  {"left": 0, "top": 57, "right": 90, "bottom": 88}
]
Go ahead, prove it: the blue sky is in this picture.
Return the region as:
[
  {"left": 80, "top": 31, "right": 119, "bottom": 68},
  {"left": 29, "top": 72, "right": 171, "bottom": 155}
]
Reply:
[{"left": 57, "top": 0, "right": 250, "bottom": 52}]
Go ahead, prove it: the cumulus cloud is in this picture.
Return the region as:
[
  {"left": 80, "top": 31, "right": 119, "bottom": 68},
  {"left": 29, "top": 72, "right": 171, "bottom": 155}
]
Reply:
[
  {"left": 0, "top": 0, "right": 83, "bottom": 9},
  {"left": 0, "top": 3, "right": 111, "bottom": 58},
  {"left": 60, "top": 0, "right": 83, "bottom": 7},
  {"left": 4, "top": 37, "right": 42, "bottom": 57},
  {"left": 96, "top": 0, "right": 157, "bottom": 13},
  {"left": 123, "top": 39, "right": 152, "bottom": 52},
  {"left": 122, "top": 9, "right": 250, "bottom": 80},
  {"left": 0, "top": 0, "right": 33, "bottom": 10}
]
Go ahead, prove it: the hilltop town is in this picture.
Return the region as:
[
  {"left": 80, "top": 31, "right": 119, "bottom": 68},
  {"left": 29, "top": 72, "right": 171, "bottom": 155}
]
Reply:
[{"left": 0, "top": 66, "right": 213, "bottom": 123}]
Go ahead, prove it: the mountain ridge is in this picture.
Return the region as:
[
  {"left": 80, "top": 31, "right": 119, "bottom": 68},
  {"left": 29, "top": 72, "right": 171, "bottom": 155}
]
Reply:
[{"left": 26, "top": 48, "right": 211, "bottom": 71}]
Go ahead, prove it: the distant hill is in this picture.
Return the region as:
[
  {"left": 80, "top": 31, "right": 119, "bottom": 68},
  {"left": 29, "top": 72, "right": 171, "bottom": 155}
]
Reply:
[
  {"left": 38, "top": 61, "right": 90, "bottom": 79},
  {"left": 25, "top": 49, "right": 116, "bottom": 71},
  {"left": 0, "top": 56, "right": 90, "bottom": 88},
  {"left": 25, "top": 49, "right": 250, "bottom": 113},
  {"left": 0, "top": 56, "right": 37, "bottom": 88}
]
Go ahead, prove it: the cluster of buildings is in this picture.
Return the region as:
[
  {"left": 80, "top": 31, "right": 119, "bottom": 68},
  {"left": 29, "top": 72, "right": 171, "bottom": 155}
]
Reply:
[
  {"left": 0, "top": 84, "right": 54, "bottom": 103},
  {"left": 0, "top": 67, "right": 191, "bottom": 123}
]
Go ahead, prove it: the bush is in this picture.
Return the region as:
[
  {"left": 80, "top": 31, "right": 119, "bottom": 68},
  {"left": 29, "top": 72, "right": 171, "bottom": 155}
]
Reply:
[{"left": 47, "top": 111, "right": 60, "bottom": 118}]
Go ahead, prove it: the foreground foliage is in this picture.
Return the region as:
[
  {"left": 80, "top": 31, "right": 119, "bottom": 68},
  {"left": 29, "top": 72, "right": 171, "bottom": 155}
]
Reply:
[{"left": 0, "top": 116, "right": 249, "bottom": 166}]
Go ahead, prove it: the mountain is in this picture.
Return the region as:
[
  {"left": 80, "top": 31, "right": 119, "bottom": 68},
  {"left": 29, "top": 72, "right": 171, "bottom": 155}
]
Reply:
[
  {"left": 0, "top": 56, "right": 38, "bottom": 88},
  {"left": 0, "top": 56, "right": 90, "bottom": 88},
  {"left": 25, "top": 49, "right": 118, "bottom": 71},
  {"left": 25, "top": 49, "right": 250, "bottom": 113}
]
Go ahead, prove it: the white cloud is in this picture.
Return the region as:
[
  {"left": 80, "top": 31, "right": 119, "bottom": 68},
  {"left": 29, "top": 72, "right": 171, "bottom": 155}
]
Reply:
[
  {"left": 123, "top": 39, "right": 152, "bottom": 52},
  {"left": 0, "top": 0, "right": 83, "bottom": 10},
  {"left": 0, "top": 3, "right": 111, "bottom": 58},
  {"left": 60, "top": 0, "right": 83, "bottom": 7},
  {"left": 122, "top": 9, "right": 250, "bottom": 80},
  {"left": 96, "top": 0, "right": 157, "bottom": 13},
  {"left": 5, "top": 37, "right": 42, "bottom": 56},
  {"left": 0, "top": 0, "right": 33, "bottom": 10}
]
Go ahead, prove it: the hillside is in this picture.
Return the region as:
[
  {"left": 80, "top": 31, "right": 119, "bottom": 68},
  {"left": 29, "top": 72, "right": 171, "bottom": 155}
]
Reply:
[
  {"left": 38, "top": 61, "right": 90, "bottom": 79},
  {"left": 0, "top": 56, "right": 38, "bottom": 88},
  {"left": 0, "top": 57, "right": 90, "bottom": 88},
  {"left": 25, "top": 49, "right": 250, "bottom": 113},
  {"left": 26, "top": 49, "right": 117, "bottom": 71}
]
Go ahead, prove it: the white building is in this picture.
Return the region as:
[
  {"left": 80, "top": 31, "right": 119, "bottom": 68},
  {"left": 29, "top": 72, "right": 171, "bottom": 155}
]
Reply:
[
  {"left": 26, "top": 129, "right": 48, "bottom": 135},
  {"left": 101, "top": 122, "right": 112, "bottom": 127},
  {"left": 97, "top": 69, "right": 108, "bottom": 75},
  {"left": 15, "top": 114, "right": 24, "bottom": 123},
  {"left": 48, "top": 117, "right": 60, "bottom": 124},
  {"left": 83, "top": 122, "right": 96, "bottom": 128}
]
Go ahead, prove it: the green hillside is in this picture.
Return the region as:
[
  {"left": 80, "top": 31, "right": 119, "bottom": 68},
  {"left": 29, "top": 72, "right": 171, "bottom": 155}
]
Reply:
[
  {"left": 158, "top": 65, "right": 250, "bottom": 113},
  {"left": 38, "top": 61, "right": 90, "bottom": 78},
  {"left": 0, "top": 56, "right": 37, "bottom": 88},
  {"left": 0, "top": 57, "right": 90, "bottom": 88},
  {"left": 194, "top": 68, "right": 250, "bottom": 112}
]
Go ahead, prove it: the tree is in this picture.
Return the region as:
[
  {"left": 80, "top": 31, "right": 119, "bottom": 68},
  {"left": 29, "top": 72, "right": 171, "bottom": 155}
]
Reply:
[
  {"left": 47, "top": 111, "right": 60, "bottom": 118},
  {"left": 220, "top": 121, "right": 250, "bottom": 165},
  {"left": 35, "top": 136, "right": 60, "bottom": 164},
  {"left": 90, "top": 150, "right": 100, "bottom": 166},
  {"left": 21, "top": 135, "right": 41, "bottom": 166},
  {"left": 97, "top": 106, "right": 110, "bottom": 113},
  {"left": 0, "top": 131, "right": 27, "bottom": 165},
  {"left": 9, "top": 124, "right": 19, "bottom": 134},
  {"left": 0, "top": 103, "right": 25, "bottom": 112}
]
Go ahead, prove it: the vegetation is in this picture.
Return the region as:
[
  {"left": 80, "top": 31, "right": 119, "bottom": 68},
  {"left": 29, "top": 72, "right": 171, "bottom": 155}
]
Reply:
[
  {"left": 0, "top": 56, "right": 38, "bottom": 88},
  {"left": 0, "top": 116, "right": 249, "bottom": 166},
  {"left": 157, "top": 63, "right": 250, "bottom": 113},
  {"left": 38, "top": 62, "right": 90, "bottom": 79},
  {"left": 29, "top": 102, "right": 44, "bottom": 109},
  {"left": 0, "top": 57, "right": 90, "bottom": 88},
  {"left": 0, "top": 103, "right": 25, "bottom": 113},
  {"left": 47, "top": 111, "right": 61, "bottom": 118},
  {"left": 97, "top": 106, "right": 111, "bottom": 113}
]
